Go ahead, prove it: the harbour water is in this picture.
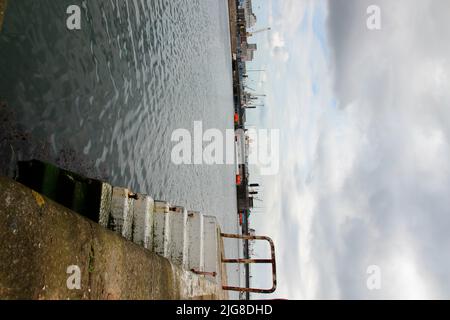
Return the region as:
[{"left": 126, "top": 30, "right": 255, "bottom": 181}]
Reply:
[{"left": 0, "top": 0, "right": 240, "bottom": 290}]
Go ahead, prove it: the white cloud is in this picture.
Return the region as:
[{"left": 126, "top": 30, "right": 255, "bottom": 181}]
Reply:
[
  {"left": 268, "top": 30, "right": 289, "bottom": 62},
  {"left": 253, "top": 0, "right": 450, "bottom": 299},
  {"left": 269, "top": 31, "right": 285, "bottom": 48}
]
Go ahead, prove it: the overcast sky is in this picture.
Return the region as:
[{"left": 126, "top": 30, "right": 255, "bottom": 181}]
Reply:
[{"left": 248, "top": 0, "right": 450, "bottom": 299}]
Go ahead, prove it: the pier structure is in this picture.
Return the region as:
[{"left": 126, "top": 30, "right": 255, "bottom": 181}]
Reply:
[
  {"left": 0, "top": 177, "right": 226, "bottom": 299},
  {"left": 1, "top": 160, "right": 276, "bottom": 299},
  {"left": 1, "top": 160, "right": 229, "bottom": 299}
]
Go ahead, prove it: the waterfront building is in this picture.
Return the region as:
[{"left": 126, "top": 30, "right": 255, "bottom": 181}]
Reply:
[
  {"left": 242, "top": 0, "right": 257, "bottom": 28},
  {"left": 241, "top": 43, "right": 257, "bottom": 62}
]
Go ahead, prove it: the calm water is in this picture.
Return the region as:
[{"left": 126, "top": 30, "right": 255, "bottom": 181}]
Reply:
[{"left": 0, "top": 0, "right": 240, "bottom": 289}]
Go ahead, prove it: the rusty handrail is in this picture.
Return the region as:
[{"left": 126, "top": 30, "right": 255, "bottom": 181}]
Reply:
[{"left": 220, "top": 233, "right": 277, "bottom": 294}]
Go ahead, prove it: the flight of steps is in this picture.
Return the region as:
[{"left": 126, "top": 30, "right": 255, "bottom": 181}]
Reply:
[
  {"left": 16, "top": 160, "right": 222, "bottom": 283},
  {"left": 105, "top": 186, "right": 220, "bottom": 282}
]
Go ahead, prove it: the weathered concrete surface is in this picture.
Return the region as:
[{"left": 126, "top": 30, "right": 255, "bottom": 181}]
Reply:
[
  {"left": 0, "top": 0, "right": 6, "bottom": 32},
  {"left": 0, "top": 177, "right": 227, "bottom": 300}
]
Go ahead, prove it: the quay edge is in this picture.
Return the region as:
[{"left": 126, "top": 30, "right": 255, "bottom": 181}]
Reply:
[{"left": 0, "top": 176, "right": 227, "bottom": 300}]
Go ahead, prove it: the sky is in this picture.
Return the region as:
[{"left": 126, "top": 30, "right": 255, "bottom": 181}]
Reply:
[{"left": 246, "top": 0, "right": 450, "bottom": 299}]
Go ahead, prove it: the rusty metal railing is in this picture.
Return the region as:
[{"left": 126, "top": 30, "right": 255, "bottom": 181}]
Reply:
[{"left": 220, "top": 233, "right": 277, "bottom": 294}]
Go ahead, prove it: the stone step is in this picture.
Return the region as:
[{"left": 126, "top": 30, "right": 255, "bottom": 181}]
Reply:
[
  {"left": 15, "top": 160, "right": 222, "bottom": 283},
  {"left": 110, "top": 187, "right": 134, "bottom": 240},
  {"left": 203, "top": 215, "right": 219, "bottom": 281},
  {"left": 98, "top": 182, "right": 113, "bottom": 228},
  {"left": 153, "top": 201, "right": 171, "bottom": 257},
  {"left": 154, "top": 200, "right": 170, "bottom": 214},
  {"left": 166, "top": 206, "right": 188, "bottom": 266},
  {"left": 185, "top": 211, "right": 204, "bottom": 272},
  {"left": 132, "top": 194, "right": 154, "bottom": 250},
  {"left": 16, "top": 160, "right": 111, "bottom": 224}
]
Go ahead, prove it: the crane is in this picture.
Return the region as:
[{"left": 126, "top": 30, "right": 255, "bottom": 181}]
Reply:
[{"left": 247, "top": 27, "right": 271, "bottom": 37}]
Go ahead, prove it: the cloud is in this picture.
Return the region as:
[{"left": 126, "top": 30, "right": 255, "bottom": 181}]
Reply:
[
  {"left": 269, "top": 31, "right": 285, "bottom": 48},
  {"left": 252, "top": 0, "right": 335, "bottom": 300},
  {"left": 264, "top": 0, "right": 311, "bottom": 63},
  {"left": 318, "top": 0, "right": 450, "bottom": 299},
  {"left": 267, "top": 31, "right": 289, "bottom": 62},
  {"left": 271, "top": 46, "right": 290, "bottom": 63},
  {"left": 253, "top": 0, "right": 450, "bottom": 299}
]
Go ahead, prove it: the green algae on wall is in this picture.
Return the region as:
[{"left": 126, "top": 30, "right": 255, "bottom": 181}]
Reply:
[{"left": 0, "top": 0, "right": 7, "bottom": 32}]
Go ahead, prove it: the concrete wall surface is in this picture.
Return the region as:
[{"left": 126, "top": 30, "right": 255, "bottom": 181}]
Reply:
[{"left": 0, "top": 177, "right": 227, "bottom": 300}]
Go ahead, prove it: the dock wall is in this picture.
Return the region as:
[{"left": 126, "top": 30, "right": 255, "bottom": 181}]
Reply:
[{"left": 0, "top": 177, "right": 226, "bottom": 300}]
